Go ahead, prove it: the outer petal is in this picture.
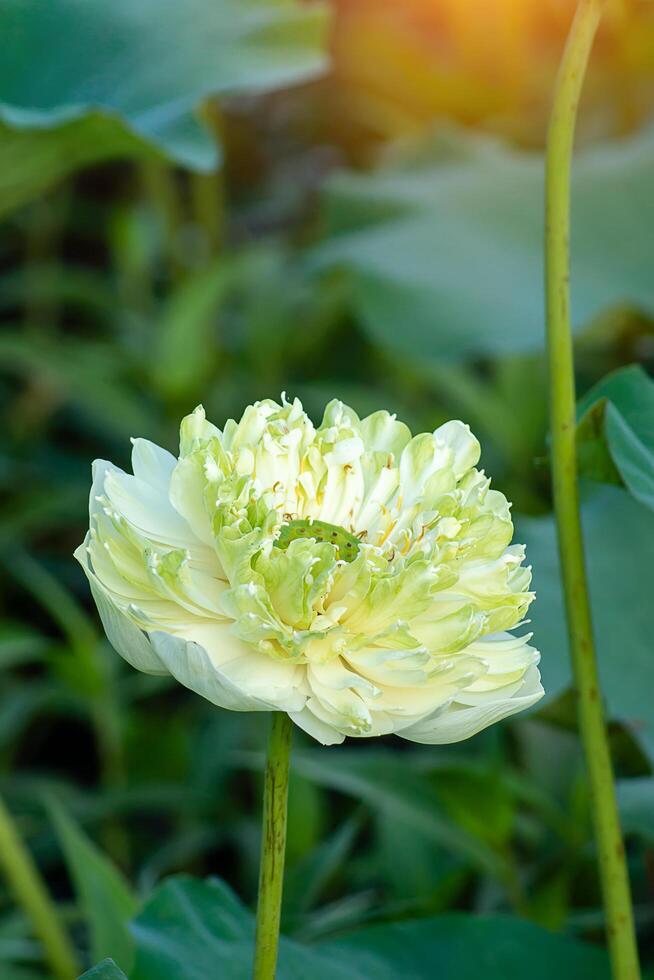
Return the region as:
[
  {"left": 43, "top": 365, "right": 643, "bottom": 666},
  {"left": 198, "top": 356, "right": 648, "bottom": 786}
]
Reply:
[
  {"left": 399, "top": 663, "right": 544, "bottom": 745},
  {"left": 75, "top": 548, "right": 167, "bottom": 675},
  {"left": 130, "top": 438, "right": 177, "bottom": 489},
  {"left": 103, "top": 467, "right": 199, "bottom": 552},
  {"left": 288, "top": 706, "right": 346, "bottom": 746},
  {"left": 158, "top": 622, "right": 306, "bottom": 713},
  {"left": 77, "top": 535, "right": 306, "bottom": 713},
  {"left": 150, "top": 632, "right": 306, "bottom": 711}
]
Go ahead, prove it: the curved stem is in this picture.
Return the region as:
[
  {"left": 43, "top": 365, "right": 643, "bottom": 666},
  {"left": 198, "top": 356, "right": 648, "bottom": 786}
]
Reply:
[
  {"left": 252, "top": 712, "right": 293, "bottom": 980},
  {"left": 0, "top": 796, "right": 79, "bottom": 979},
  {"left": 545, "top": 2, "right": 640, "bottom": 977}
]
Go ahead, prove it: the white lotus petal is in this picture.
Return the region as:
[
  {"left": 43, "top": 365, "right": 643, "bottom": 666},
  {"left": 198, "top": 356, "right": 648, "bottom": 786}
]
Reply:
[
  {"left": 131, "top": 438, "right": 177, "bottom": 489},
  {"left": 150, "top": 629, "right": 306, "bottom": 713},
  {"left": 433, "top": 419, "right": 481, "bottom": 478},
  {"left": 399, "top": 665, "right": 544, "bottom": 744},
  {"left": 77, "top": 556, "right": 167, "bottom": 675},
  {"left": 104, "top": 468, "right": 195, "bottom": 549},
  {"left": 288, "top": 706, "right": 346, "bottom": 746},
  {"left": 76, "top": 396, "right": 541, "bottom": 744}
]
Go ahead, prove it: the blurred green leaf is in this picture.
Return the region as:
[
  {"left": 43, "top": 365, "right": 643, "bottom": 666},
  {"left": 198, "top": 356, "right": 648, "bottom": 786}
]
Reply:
[
  {"left": 151, "top": 261, "right": 230, "bottom": 400},
  {"left": 329, "top": 916, "right": 610, "bottom": 980},
  {"left": 130, "top": 876, "right": 253, "bottom": 980},
  {"left": 128, "top": 874, "right": 610, "bottom": 979},
  {"left": 0, "top": 332, "right": 157, "bottom": 440},
  {"left": 525, "top": 871, "right": 573, "bottom": 932},
  {"left": 285, "top": 771, "right": 326, "bottom": 866},
  {"left": 0, "top": 968, "right": 48, "bottom": 980},
  {"left": 313, "top": 127, "right": 654, "bottom": 359},
  {"left": 0, "top": 0, "right": 329, "bottom": 212},
  {"left": 5, "top": 551, "right": 98, "bottom": 658},
  {"left": 617, "top": 778, "right": 654, "bottom": 844},
  {"left": 0, "top": 116, "right": 158, "bottom": 220},
  {"left": 48, "top": 799, "right": 138, "bottom": 973},
  {"left": 577, "top": 365, "right": 654, "bottom": 510},
  {"left": 0, "top": 911, "right": 42, "bottom": 971},
  {"left": 0, "top": 264, "right": 115, "bottom": 319},
  {"left": 0, "top": 681, "right": 63, "bottom": 750},
  {"left": 0, "top": 626, "right": 48, "bottom": 671},
  {"left": 284, "top": 811, "right": 362, "bottom": 918},
  {"left": 275, "top": 749, "right": 505, "bottom": 878},
  {"left": 436, "top": 769, "right": 514, "bottom": 850},
  {"left": 518, "top": 487, "right": 654, "bottom": 744},
  {"left": 374, "top": 809, "right": 465, "bottom": 908},
  {"left": 78, "top": 960, "right": 128, "bottom": 980}
]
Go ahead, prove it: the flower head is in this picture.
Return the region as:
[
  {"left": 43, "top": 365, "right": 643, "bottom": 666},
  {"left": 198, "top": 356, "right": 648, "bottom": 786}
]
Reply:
[{"left": 75, "top": 396, "right": 543, "bottom": 744}]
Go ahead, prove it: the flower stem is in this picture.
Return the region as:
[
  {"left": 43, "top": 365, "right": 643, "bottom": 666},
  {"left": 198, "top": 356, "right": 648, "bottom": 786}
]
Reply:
[
  {"left": 252, "top": 712, "right": 293, "bottom": 980},
  {"left": 545, "top": 2, "right": 641, "bottom": 977},
  {"left": 0, "top": 795, "right": 79, "bottom": 980}
]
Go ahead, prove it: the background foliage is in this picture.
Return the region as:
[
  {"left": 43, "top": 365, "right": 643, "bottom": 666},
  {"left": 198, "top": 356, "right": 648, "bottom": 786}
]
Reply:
[{"left": 1, "top": 0, "right": 653, "bottom": 976}]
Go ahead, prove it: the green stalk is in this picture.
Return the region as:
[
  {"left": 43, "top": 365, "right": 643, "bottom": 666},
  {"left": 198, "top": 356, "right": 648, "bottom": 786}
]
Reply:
[
  {"left": 0, "top": 796, "right": 79, "bottom": 979},
  {"left": 545, "top": 2, "right": 640, "bottom": 977},
  {"left": 252, "top": 712, "right": 293, "bottom": 980}
]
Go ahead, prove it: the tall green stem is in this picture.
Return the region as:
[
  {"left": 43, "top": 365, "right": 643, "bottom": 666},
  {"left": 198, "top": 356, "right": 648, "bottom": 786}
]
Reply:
[
  {"left": 252, "top": 712, "right": 293, "bottom": 980},
  {"left": 0, "top": 796, "right": 79, "bottom": 979},
  {"left": 545, "top": 2, "right": 640, "bottom": 977}
]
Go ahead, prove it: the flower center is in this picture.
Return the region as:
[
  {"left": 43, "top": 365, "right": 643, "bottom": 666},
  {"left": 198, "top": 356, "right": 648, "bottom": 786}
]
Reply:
[{"left": 274, "top": 519, "right": 361, "bottom": 563}]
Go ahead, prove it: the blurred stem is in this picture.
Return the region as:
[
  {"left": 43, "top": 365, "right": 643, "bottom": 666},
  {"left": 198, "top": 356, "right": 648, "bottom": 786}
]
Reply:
[
  {"left": 190, "top": 101, "right": 225, "bottom": 255},
  {"left": 190, "top": 171, "right": 224, "bottom": 255},
  {"left": 0, "top": 796, "right": 79, "bottom": 979},
  {"left": 23, "top": 186, "right": 70, "bottom": 331},
  {"left": 545, "top": 2, "right": 640, "bottom": 978},
  {"left": 141, "top": 158, "right": 185, "bottom": 280},
  {"left": 253, "top": 713, "right": 293, "bottom": 980}
]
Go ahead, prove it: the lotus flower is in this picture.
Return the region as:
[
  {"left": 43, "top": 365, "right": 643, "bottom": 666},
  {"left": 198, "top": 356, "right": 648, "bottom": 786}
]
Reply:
[{"left": 75, "top": 397, "right": 543, "bottom": 744}]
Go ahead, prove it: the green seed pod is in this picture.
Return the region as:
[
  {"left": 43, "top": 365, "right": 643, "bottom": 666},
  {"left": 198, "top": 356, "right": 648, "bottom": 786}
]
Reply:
[{"left": 274, "top": 519, "right": 361, "bottom": 563}]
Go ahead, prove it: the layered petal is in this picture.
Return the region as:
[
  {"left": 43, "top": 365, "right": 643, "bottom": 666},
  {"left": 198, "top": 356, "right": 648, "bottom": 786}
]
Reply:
[{"left": 76, "top": 396, "right": 542, "bottom": 745}]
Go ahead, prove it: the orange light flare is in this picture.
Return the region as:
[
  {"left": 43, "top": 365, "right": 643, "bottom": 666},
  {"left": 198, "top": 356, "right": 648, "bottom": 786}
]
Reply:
[{"left": 329, "top": 0, "right": 654, "bottom": 148}]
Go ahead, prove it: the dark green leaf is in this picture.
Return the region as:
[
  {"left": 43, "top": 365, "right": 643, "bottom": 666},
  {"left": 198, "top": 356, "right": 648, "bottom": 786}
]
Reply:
[
  {"left": 284, "top": 811, "right": 362, "bottom": 917},
  {"left": 151, "top": 260, "right": 231, "bottom": 399},
  {"left": 272, "top": 749, "right": 503, "bottom": 877},
  {"left": 0, "top": 681, "right": 62, "bottom": 749},
  {"left": 325, "top": 915, "right": 610, "bottom": 979},
  {"left": 0, "top": 116, "right": 157, "bottom": 221},
  {"left": 129, "top": 874, "right": 610, "bottom": 979},
  {"left": 0, "top": 625, "right": 48, "bottom": 671},
  {"left": 0, "top": 0, "right": 329, "bottom": 212},
  {"left": 517, "top": 487, "right": 654, "bottom": 744},
  {"left": 130, "top": 876, "right": 253, "bottom": 980},
  {"left": 577, "top": 365, "right": 654, "bottom": 510},
  {"left": 48, "top": 799, "right": 138, "bottom": 973}
]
